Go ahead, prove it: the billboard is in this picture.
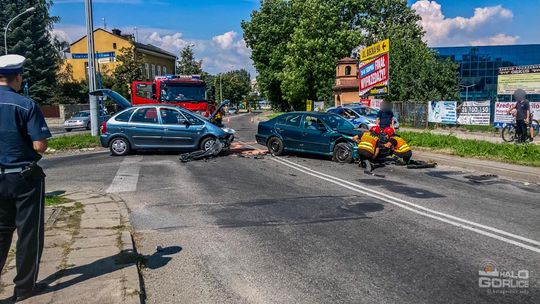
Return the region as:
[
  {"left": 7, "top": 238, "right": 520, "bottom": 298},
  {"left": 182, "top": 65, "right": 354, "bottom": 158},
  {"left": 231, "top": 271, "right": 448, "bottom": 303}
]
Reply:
[
  {"left": 494, "top": 101, "right": 540, "bottom": 128},
  {"left": 428, "top": 101, "right": 457, "bottom": 124},
  {"left": 359, "top": 53, "right": 389, "bottom": 96},
  {"left": 456, "top": 101, "right": 491, "bottom": 126},
  {"left": 497, "top": 64, "right": 540, "bottom": 95}
]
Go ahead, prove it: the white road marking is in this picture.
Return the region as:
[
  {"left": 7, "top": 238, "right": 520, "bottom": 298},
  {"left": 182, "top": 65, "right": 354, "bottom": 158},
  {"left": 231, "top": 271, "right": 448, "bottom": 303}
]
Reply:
[
  {"left": 106, "top": 156, "right": 143, "bottom": 193},
  {"left": 271, "top": 157, "right": 540, "bottom": 253}
]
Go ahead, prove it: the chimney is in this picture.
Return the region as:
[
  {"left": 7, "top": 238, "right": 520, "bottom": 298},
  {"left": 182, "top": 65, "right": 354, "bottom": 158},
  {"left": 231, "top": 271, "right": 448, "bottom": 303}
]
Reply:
[{"left": 112, "top": 28, "right": 122, "bottom": 36}]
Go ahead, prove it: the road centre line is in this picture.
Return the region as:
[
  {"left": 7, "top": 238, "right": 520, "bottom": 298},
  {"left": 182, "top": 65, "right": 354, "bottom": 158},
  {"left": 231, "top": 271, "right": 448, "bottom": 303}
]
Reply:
[
  {"left": 270, "top": 157, "right": 540, "bottom": 254},
  {"left": 106, "top": 156, "right": 143, "bottom": 193}
]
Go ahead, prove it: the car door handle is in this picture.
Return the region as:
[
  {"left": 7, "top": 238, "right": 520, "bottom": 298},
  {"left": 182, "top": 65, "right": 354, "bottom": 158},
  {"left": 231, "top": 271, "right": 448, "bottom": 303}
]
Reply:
[{"left": 276, "top": 128, "right": 283, "bottom": 132}]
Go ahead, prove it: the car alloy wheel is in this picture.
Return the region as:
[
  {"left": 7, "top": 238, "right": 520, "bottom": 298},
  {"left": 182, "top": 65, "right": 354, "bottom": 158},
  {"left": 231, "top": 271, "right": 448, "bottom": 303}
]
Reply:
[
  {"left": 111, "top": 138, "right": 129, "bottom": 156},
  {"left": 203, "top": 138, "right": 216, "bottom": 151}
]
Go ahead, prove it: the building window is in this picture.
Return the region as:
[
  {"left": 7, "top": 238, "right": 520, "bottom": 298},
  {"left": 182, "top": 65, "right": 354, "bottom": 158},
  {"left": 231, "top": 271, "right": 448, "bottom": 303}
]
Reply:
[
  {"left": 345, "top": 66, "right": 352, "bottom": 76},
  {"left": 145, "top": 63, "right": 150, "bottom": 80},
  {"left": 163, "top": 66, "right": 167, "bottom": 75},
  {"left": 113, "top": 43, "right": 117, "bottom": 50},
  {"left": 157, "top": 65, "right": 161, "bottom": 76},
  {"left": 151, "top": 64, "right": 156, "bottom": 79}
]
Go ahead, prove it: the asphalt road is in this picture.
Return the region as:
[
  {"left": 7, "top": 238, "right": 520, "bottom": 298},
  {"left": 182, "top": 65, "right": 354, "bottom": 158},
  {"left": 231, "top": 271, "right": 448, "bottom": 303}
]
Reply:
[{"left": 42, "top": 113, "right": 540, "bottom": 304}]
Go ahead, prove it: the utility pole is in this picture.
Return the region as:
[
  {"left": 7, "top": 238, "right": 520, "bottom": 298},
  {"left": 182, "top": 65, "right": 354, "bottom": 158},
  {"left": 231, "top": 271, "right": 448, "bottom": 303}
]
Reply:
[
  {"left": 219, "top": 73, "right": 223, "bottom": 103},
  {"left": 85, "top": 0, "right": 99, "bottom": 136},
  {"left": 134, "top": 26, "right": 138, "bottom": 42}
]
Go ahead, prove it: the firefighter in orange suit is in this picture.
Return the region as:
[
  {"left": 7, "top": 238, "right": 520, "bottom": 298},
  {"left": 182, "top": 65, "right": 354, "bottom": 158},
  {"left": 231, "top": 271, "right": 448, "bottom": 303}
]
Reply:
[
  {"left": 353, "top": 126, "right": 381, "bottom": 172},
  {"left": 383, "top": 127, "right": 412, "bottom": 165}
]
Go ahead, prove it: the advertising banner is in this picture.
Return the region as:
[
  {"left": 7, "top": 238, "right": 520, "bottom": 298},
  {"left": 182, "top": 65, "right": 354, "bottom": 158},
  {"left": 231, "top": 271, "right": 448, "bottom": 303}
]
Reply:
[
  {"left": 359, "top": 54, "right": 389, "bottom": 96},
  {"left": 494, "top": 101, "right": 540, "bottom": 127},
  {"left": 428, "top": 101, "right": 457, "bottom": 124},
  {"left": 457, "top": 101, "right": 491, "bottom": 126},
  {"left": 497, "top": 64, "right": 540, "bottom": 95}
]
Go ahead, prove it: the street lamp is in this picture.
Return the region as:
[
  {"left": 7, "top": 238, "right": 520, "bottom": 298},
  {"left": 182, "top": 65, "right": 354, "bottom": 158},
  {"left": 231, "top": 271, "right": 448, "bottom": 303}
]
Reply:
[
  {"left": 459, "top": 84, "right": 476, "bottom": 102},
  {"left": 4, "top": 7, "right": 36, "bottom": 55}
]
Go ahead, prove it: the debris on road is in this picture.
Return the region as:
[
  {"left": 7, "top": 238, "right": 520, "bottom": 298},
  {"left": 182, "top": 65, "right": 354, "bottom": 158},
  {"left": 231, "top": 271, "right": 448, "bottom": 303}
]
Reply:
[
  {"left": 179, "top": 141, "right": 224, "bottom": 162},
  {"left": 406, "top": 160, "right": 437, "bottom": 169}
]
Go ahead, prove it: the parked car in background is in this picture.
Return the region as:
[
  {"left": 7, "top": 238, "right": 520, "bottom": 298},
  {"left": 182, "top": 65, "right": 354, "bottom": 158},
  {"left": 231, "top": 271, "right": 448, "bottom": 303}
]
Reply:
[
  {"left": 92, "top": 89, "right": 235, "bottom": 156},
  {"left": 327, "top": 105, "right": 400, "bottom": 129},
  {"left": 344, "top": 104, "right": 400, "bottom": 129},
  {"left": 64, "top": 111, "right": 91, "bottom": 132},
  {"left": 255, "top": 112, "right": 362, "bottom": 163}
]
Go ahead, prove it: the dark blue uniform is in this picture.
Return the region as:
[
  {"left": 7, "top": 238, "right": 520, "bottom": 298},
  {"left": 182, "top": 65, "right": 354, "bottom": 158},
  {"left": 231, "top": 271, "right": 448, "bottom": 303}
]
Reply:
[{"left": 0, "top": 84, "right": 51, "bottom": 298}]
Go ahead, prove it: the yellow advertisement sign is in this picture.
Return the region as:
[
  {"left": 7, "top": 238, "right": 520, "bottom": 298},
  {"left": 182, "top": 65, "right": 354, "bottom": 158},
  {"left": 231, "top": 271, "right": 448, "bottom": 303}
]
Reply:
[
  {"left": 360, "top": 39, "right": 390, "bottom": 62},
  {"left": 497, "top": 73, "right": 540, "bottom": 95},
  {"left": 306, "top": 99, "right": 313, "bottom": 111}
]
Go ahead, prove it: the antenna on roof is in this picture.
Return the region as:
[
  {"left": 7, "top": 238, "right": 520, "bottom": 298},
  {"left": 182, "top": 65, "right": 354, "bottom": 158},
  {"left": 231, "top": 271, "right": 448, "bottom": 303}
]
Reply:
[{"left": 101, "top": 17, "right": 106, "bottom": 30}]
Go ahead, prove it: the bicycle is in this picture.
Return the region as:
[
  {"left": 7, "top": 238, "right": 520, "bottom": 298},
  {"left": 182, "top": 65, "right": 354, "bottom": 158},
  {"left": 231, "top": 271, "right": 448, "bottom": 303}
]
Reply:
[{"left": 501, "top": 118, "right": 540, "bottom": 142}]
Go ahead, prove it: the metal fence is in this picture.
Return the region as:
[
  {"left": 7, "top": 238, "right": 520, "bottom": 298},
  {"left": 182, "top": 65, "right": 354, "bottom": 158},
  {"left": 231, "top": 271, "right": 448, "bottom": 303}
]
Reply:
[{"left": 391, "top": 101, "right": 429, "bottom": 128}]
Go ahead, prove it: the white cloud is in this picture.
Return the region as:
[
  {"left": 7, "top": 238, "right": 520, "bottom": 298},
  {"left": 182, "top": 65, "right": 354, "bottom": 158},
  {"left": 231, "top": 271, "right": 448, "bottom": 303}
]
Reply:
[
  {"left": 212, "top": 31, "right": 238, "bottom": 49},
  {"left": 412, "top": 0, "right": 519, "bottom": 46},
  {"left": 469, "top": 33, "right": 520, "bottom": 46}
]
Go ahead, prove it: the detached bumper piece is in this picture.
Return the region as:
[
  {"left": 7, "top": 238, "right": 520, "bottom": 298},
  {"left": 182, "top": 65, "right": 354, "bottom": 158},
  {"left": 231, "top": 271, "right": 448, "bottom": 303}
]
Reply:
[{"left": 179, "top": 141, "right": 224, "bottom": 163}]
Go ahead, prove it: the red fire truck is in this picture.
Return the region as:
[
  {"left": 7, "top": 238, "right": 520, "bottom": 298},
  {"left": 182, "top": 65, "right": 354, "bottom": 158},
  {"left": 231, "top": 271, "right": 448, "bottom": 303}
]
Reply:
[{"left": 131, "top": 75, "right": 209, "bottom": 113}]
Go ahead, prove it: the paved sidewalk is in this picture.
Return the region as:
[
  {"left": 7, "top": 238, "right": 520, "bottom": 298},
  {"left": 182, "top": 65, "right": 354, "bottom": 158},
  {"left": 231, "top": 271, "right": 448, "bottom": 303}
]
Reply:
[
  {"left": 400, "top": 127, "right": 539, "bottom": 144},
  {"left": 0, "top": 191, "right": 141, "bottom": 304}
]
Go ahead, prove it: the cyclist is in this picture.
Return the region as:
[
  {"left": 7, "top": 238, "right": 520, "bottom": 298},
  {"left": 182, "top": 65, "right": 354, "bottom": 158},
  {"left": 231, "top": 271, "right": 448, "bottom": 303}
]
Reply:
[{"left": 506, "top": 89, "right": 530, "bottom": 143}]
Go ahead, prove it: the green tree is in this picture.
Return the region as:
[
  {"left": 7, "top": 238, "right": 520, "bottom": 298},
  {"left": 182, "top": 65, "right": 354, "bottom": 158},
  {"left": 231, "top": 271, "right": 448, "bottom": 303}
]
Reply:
[
  {"left": 112, "top": 46, "right": 144, "bottom": 98},
  {"left": 0, "top": 0, "right": 61, "bottom": 104},
  {"left": 242, "top": 0, "right": 459, "bottom": 109},
  {"left": 214, "top": 69, "right": 251, "bottom": 107},
  {"left": 242, "top": 0, "right": 297, "bottom": 110},
  {"left": 177, "top": 45, "right": 202, "bottom": 75},
  {"left": 52, "top": 62, "right": 87, "bottom": 104}
]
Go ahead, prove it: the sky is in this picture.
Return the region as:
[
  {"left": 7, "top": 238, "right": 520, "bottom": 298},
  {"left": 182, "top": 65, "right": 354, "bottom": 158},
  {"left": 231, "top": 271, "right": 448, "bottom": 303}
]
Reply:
[{"left": 51, "top": 0, "right": 540, "bottom": 76}]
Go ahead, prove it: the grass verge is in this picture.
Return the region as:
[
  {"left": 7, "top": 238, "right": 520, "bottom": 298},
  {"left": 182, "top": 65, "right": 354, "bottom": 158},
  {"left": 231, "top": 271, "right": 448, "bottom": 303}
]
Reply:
[
  {"left": 401, "top": 131, "right": 540, "bottom": 167},
  {"left": 48, "top": 134, "right": 100, "bottom": 150},
  {"left": 266, "top": 112, "right": 284, "bottom": 120},
  {"left": 45, "top": 195, "right": 69, "bottom": 206}
]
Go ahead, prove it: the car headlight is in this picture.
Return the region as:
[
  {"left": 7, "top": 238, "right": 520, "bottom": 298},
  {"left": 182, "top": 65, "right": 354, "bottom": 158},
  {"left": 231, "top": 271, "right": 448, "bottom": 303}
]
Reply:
[{"left": 222, "top": 128, "right": 236, "bottom": 134}]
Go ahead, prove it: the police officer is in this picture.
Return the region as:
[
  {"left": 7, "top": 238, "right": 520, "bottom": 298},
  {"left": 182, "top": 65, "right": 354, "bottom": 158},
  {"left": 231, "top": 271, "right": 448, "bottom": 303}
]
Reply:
[{"left": 0, "top": 54, "right": 51, "bottom": 302}]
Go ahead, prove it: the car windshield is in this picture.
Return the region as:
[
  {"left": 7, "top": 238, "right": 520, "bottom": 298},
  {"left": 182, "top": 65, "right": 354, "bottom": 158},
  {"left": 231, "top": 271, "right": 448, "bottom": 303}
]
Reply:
[
  {"left": 73, "top": 112, "right": 90, "bottom": 117},
  {"left": 161, "top": 84, "right": 206, "bottom": 102},
  {"left": 320, "top": 114, "right": 355, "bottom": 131}
]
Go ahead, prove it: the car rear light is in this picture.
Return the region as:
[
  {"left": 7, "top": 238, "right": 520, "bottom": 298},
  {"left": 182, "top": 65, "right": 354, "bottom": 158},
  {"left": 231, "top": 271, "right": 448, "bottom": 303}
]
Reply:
[{"left": 100, "top": 121, "right": 107, "bottom": 134}]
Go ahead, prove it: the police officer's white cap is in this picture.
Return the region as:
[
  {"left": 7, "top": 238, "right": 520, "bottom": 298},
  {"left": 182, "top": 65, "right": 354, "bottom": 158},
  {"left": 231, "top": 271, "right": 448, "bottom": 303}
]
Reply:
[{"left": 0, "top": 54, "right": 26, "bottom": 75}]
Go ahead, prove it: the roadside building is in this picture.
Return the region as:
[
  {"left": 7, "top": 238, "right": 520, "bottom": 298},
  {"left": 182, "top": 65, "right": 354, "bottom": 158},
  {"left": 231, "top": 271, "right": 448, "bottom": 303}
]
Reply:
[
  {"left": 333, "top": 57, "right": 359, "bottom": 106},
  {"left": 64, "top": 28, "right": 176, "bottom": 82},
  {"left": 433, "top": 44, "right": 540, "bottom": 102}
]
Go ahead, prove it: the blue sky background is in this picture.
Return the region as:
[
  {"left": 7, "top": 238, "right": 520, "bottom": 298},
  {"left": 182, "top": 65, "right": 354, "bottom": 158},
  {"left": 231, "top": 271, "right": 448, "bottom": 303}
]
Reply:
[{"left": 51, "top": 0, "right": 540, "bottom": 76}]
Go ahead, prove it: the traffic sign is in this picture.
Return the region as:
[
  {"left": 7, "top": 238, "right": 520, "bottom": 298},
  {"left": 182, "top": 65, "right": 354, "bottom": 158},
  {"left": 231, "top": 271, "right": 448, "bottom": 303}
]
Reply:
[{"left": 360, "top": 39, "right": 390, "bottom": 62}]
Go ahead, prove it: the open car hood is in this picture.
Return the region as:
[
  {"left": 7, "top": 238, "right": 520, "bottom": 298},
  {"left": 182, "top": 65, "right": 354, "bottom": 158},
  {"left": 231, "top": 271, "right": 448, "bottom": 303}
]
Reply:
[
  {"left": 209, "top": 100, "right": 230, "bottom": 120},
  {"left": 90, "top": 89, "right": 132, "bottom": 110}
]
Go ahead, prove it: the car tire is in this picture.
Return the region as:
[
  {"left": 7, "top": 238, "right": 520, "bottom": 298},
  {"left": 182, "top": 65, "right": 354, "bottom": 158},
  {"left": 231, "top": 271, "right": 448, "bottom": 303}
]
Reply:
[
  {"left": 200, "top": 137, "right": 217, "bottom": 152},
  {"left": 267, "top": 137, "right": 284, "bottom": 156},
  {"left": 110, "top": 137, "right": 130, "bottom": 156},
  {"left": 360, "top": 124, "right": 369, "bottom": 130},
  {"left": 86, "top": 122, "right": 91, "bottom": 130},
  {"left": 65, "top": 128, "right": 72, "bottom": 132},
  {"left": 332, "top": 142, "right": 353, "bottom": 163}
]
